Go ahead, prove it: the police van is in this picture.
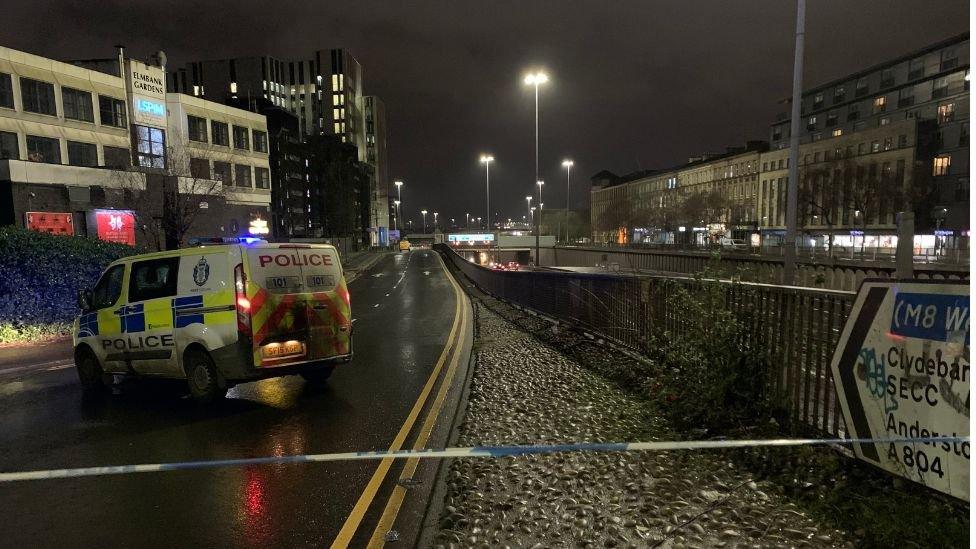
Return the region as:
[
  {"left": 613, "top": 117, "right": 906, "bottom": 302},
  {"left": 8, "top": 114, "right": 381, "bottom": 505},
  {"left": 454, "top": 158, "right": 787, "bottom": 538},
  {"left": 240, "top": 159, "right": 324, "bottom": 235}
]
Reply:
[{"left": 73, "top": 238, "right": 353, "bottom": 402}]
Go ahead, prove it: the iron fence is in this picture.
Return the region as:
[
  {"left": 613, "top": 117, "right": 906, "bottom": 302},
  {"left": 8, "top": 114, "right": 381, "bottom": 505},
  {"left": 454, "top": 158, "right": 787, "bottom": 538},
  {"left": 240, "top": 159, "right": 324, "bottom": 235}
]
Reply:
[{"left": 438, "top": 243, "right": 854, "bottom": 438}]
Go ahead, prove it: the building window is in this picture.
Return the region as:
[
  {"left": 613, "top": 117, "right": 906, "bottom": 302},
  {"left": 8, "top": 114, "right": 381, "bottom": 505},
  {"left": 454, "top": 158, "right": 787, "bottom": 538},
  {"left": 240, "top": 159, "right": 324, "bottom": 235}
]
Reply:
[
  {"left": 62, "top": 87, "right": 94, "bottom": 122},
  {"left": 879, "top": 117, "right": 890, "bottom": 126},
  {"left": 98, "top": 96, "right": 126, "bottom": 128},
  {"left": 872, "top": 96, "right": 886, "bottom": 114},
  {"left": 103, "top": 146, "right": 130, "bottom": 168},
  {"left": 832, "top": 128, "right": 842, "bottom": 137},
  {"left": 26, "top": 135, "right": 60, "bottom": 163},
  {"left": 898, "top": 87, "right": 914, "bottom": 107},
  {"left": 855, "top": 77, "right": 868, "bottom": 97},
  {"left": 941, "top": 48, "right": 958, "bottom": 71},
  {"left": 234, "top": 164, "right": 252, "bottom": 187},
  {"left": 883, "top": 137, "right": 892, "bottom": 151},
  {"left": 813, "top": 92, "right": 823, "bottom": 109},
  {"left": 190, "top": 157, "right": 211, "bottom": 179},
  {"left": 854, "top": 121, "right": 867, "bottom": 131},
  {"left": 812, "top": 132, "right": 822, "bottom": 141},
  {"left": 20, "top": 78, "right": 56, "bottom": 115},
  {"left": 187, "top": 115, "right": 208, "bottom": 142},
  {"left": 857, "top": 143, "right": 866, "bottom": 155},
  {"left": 897, "top": 134, "right": 908, "bottom": 148},
  {"left": 253, "top": 130, "right": 268, "bottom": 153},
  {"left": 0, "top": 73, "right": 12, "bottom": 109},
  {"left": 847, "top": 102, "right": 860, "bottom": 121},
  {"left": 806, "top": 116, "right": 817, "bottom": 130},
  {"left": 833, "top": 86, "right": 845, "bottom": 103},
  {"left": 211, "top": 121, "right": 229, "bottom": 146},
  {"left": 0, "top": 131, "right": 18, "bottom": 159},
  {"left": 825, "top": 111, "right": 838, "bottom": 126},
  {"left": 880, "top": 68, "right": 894, "bottom": 88},
  {"left": 67, "top": 141, "right": 97, "bottom": 167},
  {"left": 212, "top": 161, "right": 231, "bottom": 183},
  {"left": 233, "top": 126, "right": 250, "bottom": 150},
  {"left": 870, "top": 140, "right": 880, "bottom": 153},
  {"left": 961, "top": 122, "right": 969, "bottom": 147},
  {"left": 932, "top": 77, "right": 949, "bottom": 99},
  {"left": 937, "top": 103, "right": 955, "bottom": 123},
  {"left": 933, "top": 155, "right": 950, "bottom": 176},
  {"left": 255, "top": 167, "right": 270, "bottom": 189},
  {"left": 135, "top": 125, "right": 165, "bottom": 169},
  {"left": 908, "top": 57, "right": 924, "bottom": 79}
]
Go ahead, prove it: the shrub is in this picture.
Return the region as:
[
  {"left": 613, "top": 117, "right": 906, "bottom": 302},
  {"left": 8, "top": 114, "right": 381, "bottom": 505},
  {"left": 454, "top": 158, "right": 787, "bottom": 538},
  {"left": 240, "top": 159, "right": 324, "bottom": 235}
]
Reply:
[
  {"left": 649, "top": 276, "right": 771, "bottom": 433},
  {"left": 0, "top": 227, "right": 140, "bottom": 334}
]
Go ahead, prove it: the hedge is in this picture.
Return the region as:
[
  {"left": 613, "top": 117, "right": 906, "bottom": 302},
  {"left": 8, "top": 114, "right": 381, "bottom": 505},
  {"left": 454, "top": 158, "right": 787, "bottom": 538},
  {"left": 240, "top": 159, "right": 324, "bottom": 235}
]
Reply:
[{"left": 0, "top": 227, "right": 140, "bottom": 341}]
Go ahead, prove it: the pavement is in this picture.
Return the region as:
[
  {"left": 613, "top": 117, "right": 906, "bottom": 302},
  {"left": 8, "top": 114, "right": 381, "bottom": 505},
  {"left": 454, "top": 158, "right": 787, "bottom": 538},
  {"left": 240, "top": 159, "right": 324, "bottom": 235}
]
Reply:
[
  {"left": 0, "top": 249, "right": 473, "bottom": 548},
  {"left": 429, "top": 304, "right": 853, "bottom": 548}
]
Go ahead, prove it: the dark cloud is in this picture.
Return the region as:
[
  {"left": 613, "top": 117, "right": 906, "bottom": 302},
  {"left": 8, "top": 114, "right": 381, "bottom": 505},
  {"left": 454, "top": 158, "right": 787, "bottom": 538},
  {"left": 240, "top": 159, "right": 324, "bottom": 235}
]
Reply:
[{"left": 1, "top": 0, "right": 967, "bottom": 226}]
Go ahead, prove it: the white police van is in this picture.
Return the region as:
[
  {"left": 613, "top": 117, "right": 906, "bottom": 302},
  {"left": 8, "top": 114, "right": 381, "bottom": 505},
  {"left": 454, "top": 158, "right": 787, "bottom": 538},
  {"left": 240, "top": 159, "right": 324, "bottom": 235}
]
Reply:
[{"left": 74, "top": 238, "right": 353, "bottom": 402}]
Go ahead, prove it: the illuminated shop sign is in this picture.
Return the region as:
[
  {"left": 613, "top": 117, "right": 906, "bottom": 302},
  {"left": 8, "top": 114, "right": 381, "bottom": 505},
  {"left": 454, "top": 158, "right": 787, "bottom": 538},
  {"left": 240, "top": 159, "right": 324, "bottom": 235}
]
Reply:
[
  {"left": 26, "top": 212, "right": 74, "bottom": 236},
  {"left": 136, "top": 98, "right": 165, "bottom": 117},
  {"left": 89, "top": 209, "right": 136, "bottom": 246}
]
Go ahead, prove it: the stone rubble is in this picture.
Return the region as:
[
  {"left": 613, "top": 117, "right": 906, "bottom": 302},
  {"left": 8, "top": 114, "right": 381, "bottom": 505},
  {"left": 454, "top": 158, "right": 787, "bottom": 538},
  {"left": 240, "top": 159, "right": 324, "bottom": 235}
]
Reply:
[{"left": 431, "top": 305, "right": 852, "bottom": 548}]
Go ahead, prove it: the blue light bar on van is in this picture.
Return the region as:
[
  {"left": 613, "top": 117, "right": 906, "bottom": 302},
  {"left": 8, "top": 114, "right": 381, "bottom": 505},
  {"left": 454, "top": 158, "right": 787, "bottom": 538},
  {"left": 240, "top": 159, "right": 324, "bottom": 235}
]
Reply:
[{"left": 187, "top": 237, "right": 268, "bottom": 246}]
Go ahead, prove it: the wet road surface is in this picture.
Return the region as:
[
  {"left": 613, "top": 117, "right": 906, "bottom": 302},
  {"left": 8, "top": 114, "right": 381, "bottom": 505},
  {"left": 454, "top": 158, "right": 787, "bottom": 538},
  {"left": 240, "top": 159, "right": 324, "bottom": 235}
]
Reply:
[{"left": 0, "top": 249, "right": 470, "bottom": 548}]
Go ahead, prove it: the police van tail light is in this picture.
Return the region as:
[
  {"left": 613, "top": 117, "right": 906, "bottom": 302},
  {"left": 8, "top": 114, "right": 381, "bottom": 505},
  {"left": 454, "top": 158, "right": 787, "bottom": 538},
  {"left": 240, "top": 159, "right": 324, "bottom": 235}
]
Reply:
[{"left": 234, "top": 263, "right": 252, "bottom": 335}]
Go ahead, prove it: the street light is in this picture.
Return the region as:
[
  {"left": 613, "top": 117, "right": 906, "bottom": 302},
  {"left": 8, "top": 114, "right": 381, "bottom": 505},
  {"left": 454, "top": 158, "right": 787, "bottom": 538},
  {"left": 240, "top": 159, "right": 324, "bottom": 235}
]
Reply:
[
  {"left": 562, "top": 159, "right": 574, "bottom": 243},
  {"left": 393, "top": 200, "right": 401, "bottom": 234},
  {"left": 394, "top": 180, "right": 403, "bottom": 231},
  {"left": 433, "top": 212, "right": 439, "bottom": 232},
  {"left": 524, "top": 70, "right": 548, "bottom": 264},
  {"left": 465, "top": 212, "right": 469, "bottom": 229},
  {"left": 421, "top": 209, "right": 428, "bottom": 234},
  {"left": 480, "top": 154, "right": 494, "bottom": 230},
  {"left": 477, "top": 216, "right": 482, "bottom": 229},
  {"left": 536, "top": 180, "right": 545, "bottom": 242}
]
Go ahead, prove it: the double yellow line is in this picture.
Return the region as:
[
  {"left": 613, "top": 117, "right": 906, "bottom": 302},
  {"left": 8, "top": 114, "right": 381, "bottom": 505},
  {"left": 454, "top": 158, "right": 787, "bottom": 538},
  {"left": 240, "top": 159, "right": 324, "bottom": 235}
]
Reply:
[{"left": 330, "top": 252, "right": 469, "bottom": 548}]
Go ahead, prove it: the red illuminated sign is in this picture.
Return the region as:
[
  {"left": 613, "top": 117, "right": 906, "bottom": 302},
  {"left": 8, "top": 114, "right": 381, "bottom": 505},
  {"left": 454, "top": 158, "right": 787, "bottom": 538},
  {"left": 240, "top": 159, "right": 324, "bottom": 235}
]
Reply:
[
  {"left": 92, "top": 210, "right": 136, "bottom": 245},
  {"left": 26, "top": 212, "right": 74, "bottom": 236}
]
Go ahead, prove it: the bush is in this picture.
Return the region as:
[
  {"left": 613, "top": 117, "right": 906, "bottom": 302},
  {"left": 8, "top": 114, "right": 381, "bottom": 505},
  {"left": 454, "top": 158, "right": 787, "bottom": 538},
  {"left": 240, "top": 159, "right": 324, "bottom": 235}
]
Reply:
[
  {"left": 0, "top": 227, "right": 140, "bottom": 339},
  {"left": 649, "top": 276, "right": 771, "bottom": 433}
]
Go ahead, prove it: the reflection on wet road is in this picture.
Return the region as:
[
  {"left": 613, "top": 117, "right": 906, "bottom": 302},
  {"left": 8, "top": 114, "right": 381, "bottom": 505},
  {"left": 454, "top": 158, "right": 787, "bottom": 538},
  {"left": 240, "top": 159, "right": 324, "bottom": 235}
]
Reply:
[{"left": 0, "top": 250, "right": 462, "bottom": 548}]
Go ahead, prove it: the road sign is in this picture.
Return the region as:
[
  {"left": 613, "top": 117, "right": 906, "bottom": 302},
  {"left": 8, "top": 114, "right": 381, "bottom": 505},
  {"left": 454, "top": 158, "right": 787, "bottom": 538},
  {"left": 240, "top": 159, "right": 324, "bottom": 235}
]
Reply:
[{"left": 830, "top": 280, "right": 969, "bottom": 501}]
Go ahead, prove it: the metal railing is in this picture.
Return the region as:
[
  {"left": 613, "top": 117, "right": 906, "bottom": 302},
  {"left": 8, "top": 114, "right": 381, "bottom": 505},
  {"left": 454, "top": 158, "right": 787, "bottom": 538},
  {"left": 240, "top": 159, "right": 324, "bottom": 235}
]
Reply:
[{"left": 438, "top": 243, "right": 853, "bottom": 438}]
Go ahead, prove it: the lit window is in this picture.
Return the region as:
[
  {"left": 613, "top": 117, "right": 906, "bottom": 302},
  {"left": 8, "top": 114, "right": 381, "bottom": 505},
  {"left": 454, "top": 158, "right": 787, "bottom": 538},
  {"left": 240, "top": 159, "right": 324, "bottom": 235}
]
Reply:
[
  {"left": 230, "top": 82, "right": 238, "bottom": 94},
  {"left": 880, "top": 117, "right": 890, "bottom": 126},
  {"left": 873, "top": 96, "right": 886, "bottom": 113},
  {"left": 938, "top": 103, "right": 955, "bottom": 123},
  {"left": 933, "top": 156, "right": 950, "bottom": 176},
  {"left": 832, "top": 128, "right": 842, "bottom": 137}
]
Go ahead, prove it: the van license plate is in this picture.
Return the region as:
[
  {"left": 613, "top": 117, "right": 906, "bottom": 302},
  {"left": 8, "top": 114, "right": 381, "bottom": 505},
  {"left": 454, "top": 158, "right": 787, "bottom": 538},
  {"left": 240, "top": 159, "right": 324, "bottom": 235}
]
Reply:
[{"left": 262, "top": 341, "right": 306, "bottom": 359}]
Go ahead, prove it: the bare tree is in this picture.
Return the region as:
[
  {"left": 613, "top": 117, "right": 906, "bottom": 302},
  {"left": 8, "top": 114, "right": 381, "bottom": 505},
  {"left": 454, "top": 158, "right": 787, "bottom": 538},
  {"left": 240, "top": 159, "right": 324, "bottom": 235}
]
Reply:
[
  {"left": 114, "top": 142, "right": 227, "bottom": 250},
  {"left": 798, "top": 163, "right": 842, "bottom": 255}
]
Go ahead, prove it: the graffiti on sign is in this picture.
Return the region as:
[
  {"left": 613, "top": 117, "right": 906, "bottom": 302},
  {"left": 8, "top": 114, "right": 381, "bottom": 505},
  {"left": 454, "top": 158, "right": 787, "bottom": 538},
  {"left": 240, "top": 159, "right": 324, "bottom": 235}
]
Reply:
[{"left": 831, "top": 280, "right": 969, "bottom": 501}]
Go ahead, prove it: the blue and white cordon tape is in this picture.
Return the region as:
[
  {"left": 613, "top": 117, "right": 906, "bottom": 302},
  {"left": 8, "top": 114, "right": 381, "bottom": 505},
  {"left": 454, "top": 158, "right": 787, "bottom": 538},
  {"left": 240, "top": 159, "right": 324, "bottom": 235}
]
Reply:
[{"left": 0, "top": 436, "right": 967, "bottom": 483}]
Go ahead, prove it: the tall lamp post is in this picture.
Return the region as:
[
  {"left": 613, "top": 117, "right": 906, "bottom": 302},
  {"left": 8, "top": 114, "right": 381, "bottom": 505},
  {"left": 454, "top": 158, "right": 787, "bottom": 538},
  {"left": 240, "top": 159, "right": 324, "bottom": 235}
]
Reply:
[
  {"left": 394, "top": 180, "right": 403, "bottom": 231},
  {"left": 526, "top": 196, "right": 532, "bottom": 228},
  {"left": 524, "top": 71, "right": 548, "bottom": 264},
  {"left": 480, "top": 154, "right": 494, "bottom": 231},
  {"left": 393, "top": 200, "right": 401, "bottom": 233},
  {"left": 433, "top": 212, "right": 439, "bottom": 233},
  {"left": 536, "top": 180, "right": 545, "bottom": 258},
  {"left": 562, "top": 159, "right": 574, "bottom": 243},
  {"left": 465, "top": 212, "right": 469, "bottom": 229},
  {"left": 421, "top": 209, "right": 428, "bottom": 234}
]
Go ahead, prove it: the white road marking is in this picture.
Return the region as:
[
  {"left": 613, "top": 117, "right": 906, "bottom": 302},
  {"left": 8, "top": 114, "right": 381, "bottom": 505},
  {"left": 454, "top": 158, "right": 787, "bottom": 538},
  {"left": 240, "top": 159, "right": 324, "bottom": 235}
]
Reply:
[{"left": 0, "top": 359, "right": 73, "bottom": 377}]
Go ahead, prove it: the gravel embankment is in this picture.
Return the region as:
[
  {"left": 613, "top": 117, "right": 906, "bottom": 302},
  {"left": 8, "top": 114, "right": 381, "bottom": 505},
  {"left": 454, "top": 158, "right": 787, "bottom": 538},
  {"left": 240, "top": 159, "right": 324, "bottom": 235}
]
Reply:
[{"left": 432, "top": 304, "right": 852, "bottom": 548}]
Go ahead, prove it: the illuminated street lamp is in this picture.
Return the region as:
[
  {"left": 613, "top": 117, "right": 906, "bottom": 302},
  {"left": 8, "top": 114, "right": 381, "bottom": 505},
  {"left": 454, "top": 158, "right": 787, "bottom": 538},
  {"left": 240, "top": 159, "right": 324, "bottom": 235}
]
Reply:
[
  {"left": 562, "top": 159, "right": 574, "bottom": 242},
  {"left": 524, "top": 71, "right": 548, "bottom": 264},
  {"left": 421, "top": 209, "right": 428, "bottom": 234},
  {"left": 526, "top": 196, "right": 532, "bottom": 226},
  {"left": 465, "top": 212, "right": 469, "bottom": 229},
  {"left": 433, "top": 212, "right": 439, "bottom": 232},
  {"left": 393, "top": 200, "right": 401, "bottom": 232},
  {"left": 394, "top": 180, "right": 403, "bottom": 230},
  {"left": 480, "top": 154, "right": 494, "bottom": 230}
]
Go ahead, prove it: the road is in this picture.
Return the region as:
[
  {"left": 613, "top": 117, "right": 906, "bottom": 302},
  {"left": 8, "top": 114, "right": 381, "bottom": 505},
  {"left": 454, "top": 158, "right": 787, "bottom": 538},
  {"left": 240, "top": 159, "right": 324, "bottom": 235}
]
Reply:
[{"left": 0, "top": 249, "right": 472, "bottom": 548}]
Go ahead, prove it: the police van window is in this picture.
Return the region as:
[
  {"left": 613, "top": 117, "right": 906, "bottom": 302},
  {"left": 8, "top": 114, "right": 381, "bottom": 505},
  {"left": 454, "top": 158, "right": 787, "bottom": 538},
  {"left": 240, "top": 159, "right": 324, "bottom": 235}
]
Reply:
[
  {"left": 128, "top": 258, "right": 180, "bottom": 303},
  {"left": 91, "top": 264, "right": 125, "bottom": 310}
]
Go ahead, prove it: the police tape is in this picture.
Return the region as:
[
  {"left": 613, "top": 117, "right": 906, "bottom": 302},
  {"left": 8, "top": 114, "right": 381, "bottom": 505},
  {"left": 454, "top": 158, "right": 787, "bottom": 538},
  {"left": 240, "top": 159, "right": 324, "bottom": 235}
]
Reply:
[{"left": 0, "top": 436, "right": 967, "bottom": 483}]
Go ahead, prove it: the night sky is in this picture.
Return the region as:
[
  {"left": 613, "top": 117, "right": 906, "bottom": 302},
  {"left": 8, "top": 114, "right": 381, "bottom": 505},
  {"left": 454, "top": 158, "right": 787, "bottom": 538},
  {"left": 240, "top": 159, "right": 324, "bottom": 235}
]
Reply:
[{"left": 2, "top": 1, "right": 968, "bottom": 227}]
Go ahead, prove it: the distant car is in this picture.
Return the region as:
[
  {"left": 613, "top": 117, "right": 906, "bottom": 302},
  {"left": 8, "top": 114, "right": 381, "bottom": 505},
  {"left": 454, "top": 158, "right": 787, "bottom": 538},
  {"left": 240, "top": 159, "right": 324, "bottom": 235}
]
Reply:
[
  {"left": 398, "top": 239, "right": 410, "bottom": 252},
  {"left": 505, "top": 261, "right": 520, "bottom": 271},
  {"left": 719, "top": 237, "right": 747, "bottom": 250},
  {"left": 489, "top": 262, "right": 506, "bottom": 271}
]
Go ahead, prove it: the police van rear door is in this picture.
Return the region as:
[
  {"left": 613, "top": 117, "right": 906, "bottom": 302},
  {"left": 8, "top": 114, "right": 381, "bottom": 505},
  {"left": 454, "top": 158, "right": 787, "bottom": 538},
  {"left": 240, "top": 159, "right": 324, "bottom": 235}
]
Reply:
[
  {"left": 301, "top": 245, "right": 349, "bottom": 361},
  {"left": 244, "top": 245, "right": 313, "bottom": 367}
]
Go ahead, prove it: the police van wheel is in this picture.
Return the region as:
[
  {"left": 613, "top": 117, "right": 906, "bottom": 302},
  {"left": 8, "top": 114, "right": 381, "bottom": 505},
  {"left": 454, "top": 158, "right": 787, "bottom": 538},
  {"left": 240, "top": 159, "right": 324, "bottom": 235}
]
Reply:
[
  {"left": 185, "top": 350, "right": 227, "bottom": 403},
  {"left": 75, "top": 349, "right": 105, "bottom": 392},
  {"left": 300, "top": 366, "right": 335, "bottom": 385}
]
